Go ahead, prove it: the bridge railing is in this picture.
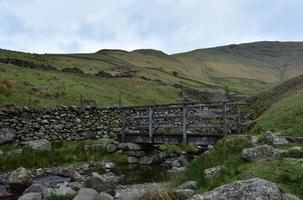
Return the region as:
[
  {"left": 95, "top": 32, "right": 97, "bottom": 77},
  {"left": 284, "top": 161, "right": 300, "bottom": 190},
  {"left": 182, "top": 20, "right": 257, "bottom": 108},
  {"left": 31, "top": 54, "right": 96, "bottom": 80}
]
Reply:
[{"left": 119, "top": 101, "right": 246, "bottom": 144}]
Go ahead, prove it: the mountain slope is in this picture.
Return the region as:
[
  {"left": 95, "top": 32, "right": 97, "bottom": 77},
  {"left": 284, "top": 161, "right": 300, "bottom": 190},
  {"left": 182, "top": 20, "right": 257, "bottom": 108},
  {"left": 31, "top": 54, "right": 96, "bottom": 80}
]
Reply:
[
  {"left": 249, "top": 74, "right": 303, "bottom": 136},
  {"left": 1, "top": 41, "right": 303, "bottom": 107}
]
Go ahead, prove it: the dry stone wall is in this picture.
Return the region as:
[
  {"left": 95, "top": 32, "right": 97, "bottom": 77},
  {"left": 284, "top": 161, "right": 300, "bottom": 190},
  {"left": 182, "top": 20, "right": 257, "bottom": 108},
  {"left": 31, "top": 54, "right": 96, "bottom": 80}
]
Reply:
[{"left": 0, "top": 106, "right": 126, "bottom": 142}]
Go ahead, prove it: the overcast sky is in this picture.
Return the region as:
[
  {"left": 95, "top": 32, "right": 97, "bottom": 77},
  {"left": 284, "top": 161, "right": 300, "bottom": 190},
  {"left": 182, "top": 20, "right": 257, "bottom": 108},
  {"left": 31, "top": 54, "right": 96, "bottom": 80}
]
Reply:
[{"left": 0, "top": 0, "right": 302, "bottom": 54}]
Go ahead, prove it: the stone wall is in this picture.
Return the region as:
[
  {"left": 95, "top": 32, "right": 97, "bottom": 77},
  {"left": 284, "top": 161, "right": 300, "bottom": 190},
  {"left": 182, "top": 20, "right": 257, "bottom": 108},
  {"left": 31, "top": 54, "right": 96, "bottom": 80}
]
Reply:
[{"left": 0, "top": 106, "right": 125, "bottom": 142}]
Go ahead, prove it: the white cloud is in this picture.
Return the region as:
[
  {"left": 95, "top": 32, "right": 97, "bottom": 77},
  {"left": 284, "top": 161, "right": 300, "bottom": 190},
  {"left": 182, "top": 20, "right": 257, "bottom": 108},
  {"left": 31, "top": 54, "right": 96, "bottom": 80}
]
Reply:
[{"left": 0, "top": 0, "right": 302, "bottom": 53}]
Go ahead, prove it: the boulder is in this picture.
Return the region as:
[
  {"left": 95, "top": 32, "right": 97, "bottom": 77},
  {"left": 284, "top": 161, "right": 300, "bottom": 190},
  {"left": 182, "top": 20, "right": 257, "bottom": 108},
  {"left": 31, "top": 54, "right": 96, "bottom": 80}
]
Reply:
[
  {"left": 0, "top": 129, "right": 15, "bottom": 144},
  {"left": 25, "top": 139, "right": 51, "bottom": 151},
  {"left": 241, "top": 145, "right": 286, "bottom": 161},
  {"left": 282, "top": 193, "right": 300, "bottom": 200},
  {"left": 265, "top": 131, "right": 289, "bottom": 145},
  {"left": 22, "top": 183, "right": 46, "bottom": 195},
  {"left": 68, "top": 182, "right": 83, "bottom": 191},
  {"left": 178, "top": 181, "right": 197, "bottom": 190},
  {"left": 173, "top": 189, "right": 195, "bottom": 199},
  {"left": 115, "top": 183, "right": 166, "bottom": 200},
  {"left": 8, "top": 167, "right": 34, "bottom": 186},
  {"left": 204, "top": 166, "right": 225, "bottom": 181},
  {"left": 171, "top": 160, "right": 182, "bottom": 168},
  {"left": 18, "top": 192, "right": 42, "bottom": 200},
  {"left": 188, "top": 178, "right": 281, "bottom": 200},
  {"left": 73, "top": 188, "right": 100, "bottom": 200},
  {"left": 85, "top": 172, "right": 119, "bottom": 193},
  {"left": 99, "top": 192, "right": 114, "bottom": 200}
]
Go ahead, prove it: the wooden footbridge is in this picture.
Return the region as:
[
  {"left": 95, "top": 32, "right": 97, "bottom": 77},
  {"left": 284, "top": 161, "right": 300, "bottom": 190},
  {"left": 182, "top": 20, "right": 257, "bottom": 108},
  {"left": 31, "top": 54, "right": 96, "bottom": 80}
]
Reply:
[{"left": 117, "top": 101, "right": 246, "bottom": 145}]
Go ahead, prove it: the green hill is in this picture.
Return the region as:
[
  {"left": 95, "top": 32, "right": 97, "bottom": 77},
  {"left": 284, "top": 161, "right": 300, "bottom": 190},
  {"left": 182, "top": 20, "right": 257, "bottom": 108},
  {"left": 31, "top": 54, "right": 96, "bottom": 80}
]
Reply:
[
  {"left": 249, "top": 75, "right": 303, "bottom": 136},
  {"left": 1, "top": 41, "right": 303, "bottom": 107}
]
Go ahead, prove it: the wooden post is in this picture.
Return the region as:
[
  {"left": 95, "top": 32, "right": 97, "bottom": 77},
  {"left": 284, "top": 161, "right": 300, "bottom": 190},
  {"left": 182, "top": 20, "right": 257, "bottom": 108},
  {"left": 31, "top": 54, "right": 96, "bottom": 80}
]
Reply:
[
  {"left": 148, "top": 106, "right": 153, "bottom": 143},
  {"left": 223, "top": 101, "right": 227, "bottom": 135},
  {"left": 182, "top": 104, "right": 187, "bottom": 144},
  {"left": 237, "top": 104, "right": 241, "bottom": 134},
  {"left": 199, "top": 106, "right": 203, "bottom": 134},
  {"left": 121, "top": 110, "right": 126, "bottom": 142}
]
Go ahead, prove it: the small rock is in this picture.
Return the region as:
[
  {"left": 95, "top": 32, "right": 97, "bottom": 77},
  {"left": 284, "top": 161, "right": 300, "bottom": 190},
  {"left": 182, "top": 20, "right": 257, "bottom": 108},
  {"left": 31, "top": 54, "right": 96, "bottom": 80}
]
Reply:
[
  {"left": 106, "top": 144, "right": 117, "bottom": 153},
  {"left": 73, "top": 188, "right": 100, "bottom": 200},
  {"left": 0, "top": 129, "right": 15, "bottom": 144},
  {"left": 97, "top": 160, "right": 115, "bottom": 170},
  {"left": 171, "top": 160, "right": 182, "bottom": 168},
  {"left": 265, "top": 131, "right": 289, "bottom": 145},
  {"left": 204, "top": 166, "right": 225, "bottom": 181},
  {"left": 291, "top": 146, "right": 302, "bottom": 151},
  {"left": 99, "top": 192, "right": 114, "bottom": 200},
  {"left": 53, "top": 183, "right": 76, "bottom": 197},
  {"left": 139, "top": 156, "right": 154, "bottom": 165},
  {"left": 178, "top": 181, "right": 197, "bottom": 190},
  {"left": 282, "top": 193, "right": 300, "bottom": 200},
  {"left": 173, "top": 189, "right": 195, "bottom": 199},
  {"left": 18, "top": 192, "right": 42, "bottom": 200},
  {"left": 241, "top": 145, "right": 286, "bottom": 161},
  {"left": 68, "top": 182, "right": 83, "bottom": 191},
  {"left": 72, "top": 171, "right": 85, "bottom": 182},
  {"left": 127, "top": 157, "right": 138, "bottom": 164}
]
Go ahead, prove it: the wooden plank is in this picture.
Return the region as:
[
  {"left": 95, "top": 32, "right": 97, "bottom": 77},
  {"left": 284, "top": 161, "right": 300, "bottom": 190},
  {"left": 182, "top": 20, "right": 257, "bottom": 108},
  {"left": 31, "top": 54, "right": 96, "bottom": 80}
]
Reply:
[
  {"left": 223, "top": 101, "right": 227, "bottom": 135},
  {"left": 182, "top": 105, "right": 187, "bottom": 144},
  {"left": 148, "top": 106, "right": 153, "bottom": 143}
]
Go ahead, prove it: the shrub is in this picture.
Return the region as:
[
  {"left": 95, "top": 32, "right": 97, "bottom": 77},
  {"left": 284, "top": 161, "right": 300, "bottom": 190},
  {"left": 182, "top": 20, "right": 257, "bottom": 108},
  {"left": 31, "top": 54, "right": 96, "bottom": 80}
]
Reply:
[{"left": 0, "top": 79, "right": 13, "bottom": 96}]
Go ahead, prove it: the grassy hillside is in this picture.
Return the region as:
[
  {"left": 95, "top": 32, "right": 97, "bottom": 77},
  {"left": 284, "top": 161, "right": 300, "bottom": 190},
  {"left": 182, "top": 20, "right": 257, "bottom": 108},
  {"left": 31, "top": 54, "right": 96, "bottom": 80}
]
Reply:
[
  {"left": 0, "top": 63, "right": 181, "bottom": 107},
  {"left": 1, "top": 41, "right": 303, "bottom": 107},
  {"left": 248, "top": 75, "right": 303, "bottom": 136}
]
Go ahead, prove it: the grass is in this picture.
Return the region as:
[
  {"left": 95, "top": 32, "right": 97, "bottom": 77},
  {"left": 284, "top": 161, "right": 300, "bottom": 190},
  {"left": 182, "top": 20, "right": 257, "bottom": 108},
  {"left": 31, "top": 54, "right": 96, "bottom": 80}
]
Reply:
[
  {"left": 0, "top": 140, "right": 127, "bottom": 172},
  {"left": 178, "top": 135, "right": 303, "bottom": 198},
  {"left": 0, "top": 64, "right": 181, "bottom": 107},
  {"left": 252, "top": 89, "right": 303, "bottom": 136},
  {"left": 158, "top": 144, "right": 197, "bottom": 155}
]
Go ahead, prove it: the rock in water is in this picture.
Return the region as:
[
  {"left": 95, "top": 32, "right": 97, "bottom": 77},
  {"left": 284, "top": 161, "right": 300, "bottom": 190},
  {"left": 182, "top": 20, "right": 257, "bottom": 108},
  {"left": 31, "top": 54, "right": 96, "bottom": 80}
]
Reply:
[
  {"left": 25, "top": 139, "right": 51, "bottom": 151},
  {"left": 73, "top": 188, "right": 100, "bottom": 200},
  {"left": 18, "top": 192, "right": 42, "bottom": 200},
  {"left": 241, "top": 145, "right": 286, "bottom": 161},
  {"left": 0, "top": 129, "right": 15, "bottom": 144},
  {"left": 189, "top": 178, "right": 281, "bottom": 200}
]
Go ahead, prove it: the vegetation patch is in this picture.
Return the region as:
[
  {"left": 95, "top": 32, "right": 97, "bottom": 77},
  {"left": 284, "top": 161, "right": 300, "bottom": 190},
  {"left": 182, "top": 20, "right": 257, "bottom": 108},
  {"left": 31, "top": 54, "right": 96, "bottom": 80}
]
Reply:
[{"left": 0, "top": 140, "right": 127, "bottom": 172}]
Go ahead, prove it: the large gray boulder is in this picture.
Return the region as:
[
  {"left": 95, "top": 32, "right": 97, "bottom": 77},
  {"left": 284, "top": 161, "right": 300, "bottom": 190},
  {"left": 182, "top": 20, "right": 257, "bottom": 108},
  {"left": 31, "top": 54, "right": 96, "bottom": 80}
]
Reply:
[
  {"left": 53, "top": 183, "right": 76, "bottom": 197},
  {"left": 18, "top": 192, "right": 42, "bottom": 200},
  {"left": 0, "top": 129, "right": 15, "bottom": 144},
  {"left": 173, "top": 188, "right": 195, "bottom": 199},
  {"left": 73, "top": 188, "right": 100, "bottom": 200},
  {"left": 241, "top": 145, "right": 286, "bottom": 161},
  {"left": 188, "top": 178, "right": 281, "bottom": 200},
  {"left": 139, "top": 156, "right": 154, "bottom": 165},
  {"left": 8, "top": 167, "right": 34, "bottom": 186},
  {"left": 25, "top": 139, "right": 51, "bottom": 151}
]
